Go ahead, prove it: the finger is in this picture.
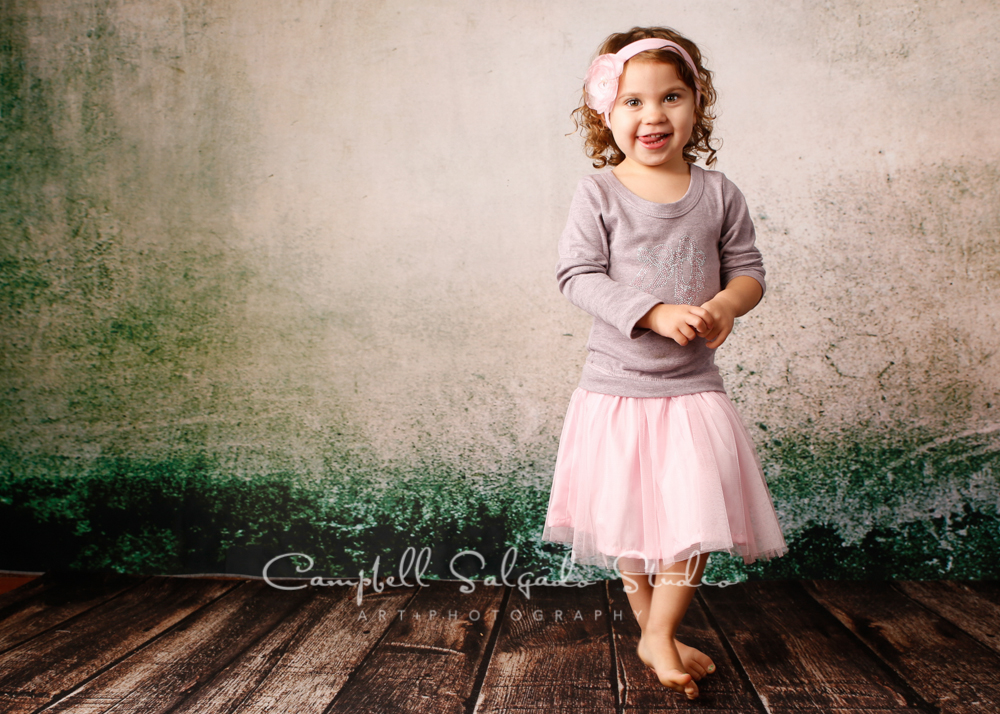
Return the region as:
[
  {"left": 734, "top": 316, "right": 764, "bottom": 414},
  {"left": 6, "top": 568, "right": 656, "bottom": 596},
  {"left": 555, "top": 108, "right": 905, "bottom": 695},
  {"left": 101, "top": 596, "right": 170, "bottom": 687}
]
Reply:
[
  {"left": 707, "top": 329, "right": 730, "bottom": 348},
  {"left": 691, "top": 305, "right": 714, "bottom": 322},
  {"left": 687, "top": 314, "right": 711, "bottom": 334}
]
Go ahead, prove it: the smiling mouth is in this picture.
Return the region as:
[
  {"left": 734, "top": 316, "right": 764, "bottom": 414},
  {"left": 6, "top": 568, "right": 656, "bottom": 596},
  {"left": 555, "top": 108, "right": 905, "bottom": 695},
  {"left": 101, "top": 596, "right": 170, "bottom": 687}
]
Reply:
[{"left": 638, "top": 133, "right": 670, "bottom": 148}]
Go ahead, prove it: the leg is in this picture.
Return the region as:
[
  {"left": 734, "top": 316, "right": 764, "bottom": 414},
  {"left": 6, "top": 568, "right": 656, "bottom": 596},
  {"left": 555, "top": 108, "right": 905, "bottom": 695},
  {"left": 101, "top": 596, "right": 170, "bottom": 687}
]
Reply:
[
  {"left": 621, "top": 554, "right": 715, "bottom": 681},
  {"left": 629, "top": 553, "right": 709, "bottom": 699}
]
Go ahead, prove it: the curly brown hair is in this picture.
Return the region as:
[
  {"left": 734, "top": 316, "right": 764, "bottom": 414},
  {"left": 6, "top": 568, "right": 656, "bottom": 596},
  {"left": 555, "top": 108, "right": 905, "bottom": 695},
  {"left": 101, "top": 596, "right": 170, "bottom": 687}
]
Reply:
[{"left": 572, "top": 27, "right": 719, "bottom": 169}]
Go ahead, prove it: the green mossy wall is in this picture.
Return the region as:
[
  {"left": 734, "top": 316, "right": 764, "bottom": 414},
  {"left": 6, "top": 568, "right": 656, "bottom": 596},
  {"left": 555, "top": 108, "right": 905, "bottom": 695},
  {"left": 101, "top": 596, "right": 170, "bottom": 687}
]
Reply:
[
  {"left": 3, "top": 423, "right": 998, "bottom": 581},
  {"left": 2, "top": 3, "right": 998, "bottom": 582}
]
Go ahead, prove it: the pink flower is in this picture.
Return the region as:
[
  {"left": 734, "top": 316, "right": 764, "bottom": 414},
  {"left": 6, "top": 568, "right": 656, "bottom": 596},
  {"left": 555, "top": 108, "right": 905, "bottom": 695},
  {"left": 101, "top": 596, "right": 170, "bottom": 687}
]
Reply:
[{"left": 584, "top": 53, "right": 625, "bottom": 115}]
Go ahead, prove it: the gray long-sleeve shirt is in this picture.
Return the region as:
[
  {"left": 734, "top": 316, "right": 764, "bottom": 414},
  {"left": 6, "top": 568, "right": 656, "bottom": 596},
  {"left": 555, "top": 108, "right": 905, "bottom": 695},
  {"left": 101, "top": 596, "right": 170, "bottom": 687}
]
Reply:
[{"left": 556, "top": 164, "right": 766, "bottom": 398}]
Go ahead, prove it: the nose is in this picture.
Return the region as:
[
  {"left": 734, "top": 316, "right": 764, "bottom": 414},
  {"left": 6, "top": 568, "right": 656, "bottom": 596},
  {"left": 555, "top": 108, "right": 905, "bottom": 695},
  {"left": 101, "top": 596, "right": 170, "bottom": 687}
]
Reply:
[{"left": 642, "top": 102, "right": 668, "bottom": 123}]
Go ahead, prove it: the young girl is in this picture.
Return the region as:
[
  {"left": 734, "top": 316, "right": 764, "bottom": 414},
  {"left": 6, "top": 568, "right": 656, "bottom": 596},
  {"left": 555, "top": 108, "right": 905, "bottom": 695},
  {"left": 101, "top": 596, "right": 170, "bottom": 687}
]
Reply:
[{"left": 541, "top": 27, "right": 789, "bottom": 700}]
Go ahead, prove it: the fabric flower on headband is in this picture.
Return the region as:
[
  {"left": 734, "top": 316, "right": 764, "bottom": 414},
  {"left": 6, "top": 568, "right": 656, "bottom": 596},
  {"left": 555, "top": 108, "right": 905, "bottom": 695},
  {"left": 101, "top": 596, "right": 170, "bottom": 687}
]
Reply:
[
  {"left": 584, "top": 38, "right": 703, "bottom": 125},
  {"left": 584, "top": 53, "right": 625, "bottom": 117}
]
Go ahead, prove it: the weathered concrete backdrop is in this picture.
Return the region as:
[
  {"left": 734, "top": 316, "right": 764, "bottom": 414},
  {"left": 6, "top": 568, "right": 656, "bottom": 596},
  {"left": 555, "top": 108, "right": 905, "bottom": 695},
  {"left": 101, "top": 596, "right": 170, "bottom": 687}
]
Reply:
[{"left": 2, "top": 0, "right": 999, "bottom": 580}]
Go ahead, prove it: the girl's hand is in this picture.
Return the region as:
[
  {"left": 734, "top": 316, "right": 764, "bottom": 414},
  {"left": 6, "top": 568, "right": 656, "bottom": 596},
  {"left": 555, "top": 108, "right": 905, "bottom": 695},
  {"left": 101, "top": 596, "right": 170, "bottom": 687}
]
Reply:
[
  {"left": 637, "top": 304, "right": 715, "bottom": 346},
  {"left": 696, "top": 294, "right": 738, "bottom": 349}
]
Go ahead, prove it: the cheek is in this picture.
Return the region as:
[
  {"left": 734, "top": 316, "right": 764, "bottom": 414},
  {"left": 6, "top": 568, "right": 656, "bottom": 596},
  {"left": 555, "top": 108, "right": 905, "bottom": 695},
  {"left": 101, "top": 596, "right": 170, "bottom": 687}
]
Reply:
[
  {"left": 609, "top": 114, "right": 637, "bottom": 137},
  {"left": 677, "top": 111, "right": 696, "bottom": 135},
  {"left": 606, "top": 117, "right": 623, "bottom": 141}
]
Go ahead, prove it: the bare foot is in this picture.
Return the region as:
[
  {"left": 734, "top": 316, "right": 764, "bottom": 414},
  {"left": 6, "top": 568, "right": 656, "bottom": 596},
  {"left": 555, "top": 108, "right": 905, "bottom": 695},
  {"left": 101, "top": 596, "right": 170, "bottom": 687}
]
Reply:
[
  {"left": 637, "top": 634, "right": 700, "bottom": 699},
  {"left": 674, "top": 639, "right": 716, "bottom": 680},
  {"left": 639, "top": 638, "right": 716, "bottom": 680}
]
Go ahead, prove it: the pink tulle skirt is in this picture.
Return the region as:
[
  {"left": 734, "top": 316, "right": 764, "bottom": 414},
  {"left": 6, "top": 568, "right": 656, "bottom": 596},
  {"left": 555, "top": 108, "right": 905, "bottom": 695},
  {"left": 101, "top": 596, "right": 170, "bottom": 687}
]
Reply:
[{"left": 542, "top": 388, "right": 788, "bottom": 574}]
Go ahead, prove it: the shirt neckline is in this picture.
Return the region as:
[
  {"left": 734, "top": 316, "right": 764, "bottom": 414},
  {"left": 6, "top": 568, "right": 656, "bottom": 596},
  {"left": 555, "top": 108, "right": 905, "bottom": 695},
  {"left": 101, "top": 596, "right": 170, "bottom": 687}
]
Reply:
[{"left": 602, "top": 163, "right": 705, "bottom": 218}]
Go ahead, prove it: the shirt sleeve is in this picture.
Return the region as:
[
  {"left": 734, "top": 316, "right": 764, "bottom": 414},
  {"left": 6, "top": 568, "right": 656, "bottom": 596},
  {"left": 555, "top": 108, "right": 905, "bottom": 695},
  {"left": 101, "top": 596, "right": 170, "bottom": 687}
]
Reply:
[
  {"left": 555, "top": 178, "right": 663, "bottom": 340},
  {"left": 719, "top": 179, "right": 766, "bottom": 309}
]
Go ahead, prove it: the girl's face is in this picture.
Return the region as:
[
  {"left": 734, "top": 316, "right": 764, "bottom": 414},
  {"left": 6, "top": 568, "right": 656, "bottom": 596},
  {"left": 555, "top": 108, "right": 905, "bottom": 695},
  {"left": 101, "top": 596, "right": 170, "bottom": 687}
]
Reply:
[{"left": 607, "top": 60, "right": 696, "bottom": 173}]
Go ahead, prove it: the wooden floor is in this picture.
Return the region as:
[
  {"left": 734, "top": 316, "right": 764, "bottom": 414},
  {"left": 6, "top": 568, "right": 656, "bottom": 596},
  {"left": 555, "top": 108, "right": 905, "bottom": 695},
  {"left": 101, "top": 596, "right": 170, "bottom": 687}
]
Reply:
[{"left": 0, "top": 573, "right": 998, "bottom": 713}]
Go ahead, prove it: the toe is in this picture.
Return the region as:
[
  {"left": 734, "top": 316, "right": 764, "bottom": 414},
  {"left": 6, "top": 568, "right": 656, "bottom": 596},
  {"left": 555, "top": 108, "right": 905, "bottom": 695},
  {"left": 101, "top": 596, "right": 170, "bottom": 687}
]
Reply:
[
  {"left": 660, "top": 668, "right": 692, "bottom": 694},
  {"left": 675, "top": 639, "right": 716, "bottom": 678},
  {"left": 685, "top": 680, "right": 700, "bottom": 699}
]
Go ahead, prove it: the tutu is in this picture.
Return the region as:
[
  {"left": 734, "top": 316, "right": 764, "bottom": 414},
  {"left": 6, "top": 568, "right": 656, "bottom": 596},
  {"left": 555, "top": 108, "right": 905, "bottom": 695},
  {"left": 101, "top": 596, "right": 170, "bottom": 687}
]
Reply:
[{"left": 542, "top": 388, "right": 789, "bottom": 575}]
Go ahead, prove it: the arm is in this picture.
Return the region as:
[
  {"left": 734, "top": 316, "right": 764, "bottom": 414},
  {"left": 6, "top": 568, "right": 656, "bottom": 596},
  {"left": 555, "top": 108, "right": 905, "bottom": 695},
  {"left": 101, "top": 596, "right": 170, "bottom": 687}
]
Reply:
[
  {"left": 697, "top": 182, "right": 767, "bottom": 348},
  {"left": 716, "top": 179, "right": 766, "bottom": 310},
  {"left": 636, "top": 179, "right": 765, "bottom": 347},
  {"left": 711, "top": 275, "right": 763, "bottom": 318},
  {"left": 556, "top": 180, "right": 662, "bottom": 339}
]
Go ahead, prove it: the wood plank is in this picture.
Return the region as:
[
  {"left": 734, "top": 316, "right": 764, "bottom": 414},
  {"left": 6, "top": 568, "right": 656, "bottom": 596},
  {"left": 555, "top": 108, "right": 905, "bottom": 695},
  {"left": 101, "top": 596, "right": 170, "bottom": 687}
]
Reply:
[
  {"left": 328, "top": 580, "right": 505, "bottom": 714},
  {"left": 894, "top": 580, "right": 1000, "bottom": 657},
  {"left": 701, "top": 580, "right": 928, "bottom": 712},
  {"left": 0, "top": 573, "right": 145, "bottom": 654},
  {"left": 803, "top": 579, "right": 1000, "bottom": 713},
  {"left": 0, "top": 576, "right": 237, "bottom": 714},
  {"left": 962, "top": 581, "right": 1000, "bottom": 599},
  {"left": 1, "top": 575, "right": 989, "bottom": 714},
  {"left": 474, "top": 581, "right": 616, "bottom": 713},
  {"left": 607, "top": 578, "right": 766, "bottom": 712},
  {"left": 36, "top": 579, "right": 311, "bottom": 713},
  {"left": 171, "top": 582, "right": 417, "bottom": 713}
]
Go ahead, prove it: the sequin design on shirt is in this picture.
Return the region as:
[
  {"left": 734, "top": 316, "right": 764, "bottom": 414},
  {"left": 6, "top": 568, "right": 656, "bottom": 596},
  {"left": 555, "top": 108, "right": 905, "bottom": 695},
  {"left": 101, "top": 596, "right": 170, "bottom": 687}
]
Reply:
[{"left": 629, "top": 235, "right": 706, "bottom": 305}]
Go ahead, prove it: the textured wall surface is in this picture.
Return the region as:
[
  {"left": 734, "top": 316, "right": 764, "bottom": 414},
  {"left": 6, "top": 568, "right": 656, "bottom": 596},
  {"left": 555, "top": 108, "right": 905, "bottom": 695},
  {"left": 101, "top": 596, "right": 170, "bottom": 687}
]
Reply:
[{"left": 2, "top": 0, "right": 998, "bottom": 579}]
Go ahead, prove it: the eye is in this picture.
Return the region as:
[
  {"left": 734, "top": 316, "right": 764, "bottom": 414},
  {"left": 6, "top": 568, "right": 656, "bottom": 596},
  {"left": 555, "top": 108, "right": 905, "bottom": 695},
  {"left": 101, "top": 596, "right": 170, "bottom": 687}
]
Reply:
[
  {"left": 624, "top": 98, "right": 640, "bottom": 107},
  {"left": 664, "top": 93, "right": 680, "bottom": 103}
]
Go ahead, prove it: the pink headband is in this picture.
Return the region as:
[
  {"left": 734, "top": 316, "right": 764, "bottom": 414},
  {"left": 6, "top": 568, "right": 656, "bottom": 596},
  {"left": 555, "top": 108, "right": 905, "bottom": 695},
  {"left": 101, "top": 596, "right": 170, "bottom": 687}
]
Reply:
[{"left": 584, "top": 38, "right": 702, "bottom": 126}]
